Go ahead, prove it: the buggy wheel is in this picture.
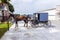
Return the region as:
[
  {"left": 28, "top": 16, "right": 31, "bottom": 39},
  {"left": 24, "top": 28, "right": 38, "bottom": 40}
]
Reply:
[{"left": 45, "top": 20, "right": 51, "bottom": 26}]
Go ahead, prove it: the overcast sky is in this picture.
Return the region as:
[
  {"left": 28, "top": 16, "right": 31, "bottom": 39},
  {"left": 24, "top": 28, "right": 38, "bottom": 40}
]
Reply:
[{"left": 10, "top": 0, "right": 60, "bottom": 14}]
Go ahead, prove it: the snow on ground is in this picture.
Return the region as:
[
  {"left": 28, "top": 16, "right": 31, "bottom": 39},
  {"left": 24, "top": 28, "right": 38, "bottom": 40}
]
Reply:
[{"left": 0, "top": 21, "right": 60, "bottom": 40}]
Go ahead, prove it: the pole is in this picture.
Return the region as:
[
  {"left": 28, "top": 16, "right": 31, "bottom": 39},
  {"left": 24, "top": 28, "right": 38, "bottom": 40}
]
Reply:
[
  {"left": 7, "top": 19, "right": 9, "bottom": 30},
  {"left": 2, "top": 10, "right": 4, "bottom": 22}
]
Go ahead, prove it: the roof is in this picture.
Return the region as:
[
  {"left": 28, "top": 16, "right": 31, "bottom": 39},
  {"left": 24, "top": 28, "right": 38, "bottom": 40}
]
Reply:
[
  {"left": 38, "top": 8, "right": 56, "bottom": 12},
  {"left": 0, "top": 3, "right": 9, "bottom": 11}
]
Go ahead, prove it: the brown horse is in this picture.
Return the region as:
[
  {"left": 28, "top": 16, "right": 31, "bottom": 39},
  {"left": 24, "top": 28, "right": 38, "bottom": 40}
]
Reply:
[
  {"left": 0, "top": 10, "right": 30, "bottom": 28},
  {"left": 9, "top": 14, "right": 30, "bottom": 28}
]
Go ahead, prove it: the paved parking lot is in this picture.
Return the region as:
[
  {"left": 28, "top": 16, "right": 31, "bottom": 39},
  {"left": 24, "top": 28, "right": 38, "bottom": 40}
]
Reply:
[{"left": 1, "top": 20, "right": 60, "bottom": 40}]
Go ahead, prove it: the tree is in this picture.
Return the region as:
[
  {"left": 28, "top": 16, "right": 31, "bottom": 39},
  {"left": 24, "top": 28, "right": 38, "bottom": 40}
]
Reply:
[
  {"left": 1, "top": 0, "right": 14, "bottom": 13},
  {"left": 7, "top": 2, "right": 14, "bottom": 13}
]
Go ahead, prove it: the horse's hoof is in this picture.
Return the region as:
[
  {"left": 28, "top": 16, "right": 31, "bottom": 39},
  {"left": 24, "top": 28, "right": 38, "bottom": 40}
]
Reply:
[{"left": 15, "top": 27, "right": 18, "bottom": 31}]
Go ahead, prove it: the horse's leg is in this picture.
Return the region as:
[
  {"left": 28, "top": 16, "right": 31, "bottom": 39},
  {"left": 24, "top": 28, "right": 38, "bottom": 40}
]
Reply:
[
  {"left": 24, "top": 23, "right": 25, "bottom": 27},
  {"left": 26, "top": 23, "right": 28, "bottom": 27},
  {"left": 15, "top": 20, "right": 18, "bottom": 28},
  {"left": 24, "top": 20, "right": 25, "bottom": 27},
  {"left": 24, "top": 20, "right": 28, "bottom": 28},
  {"left": 24, "top": 23, "right": 28, "bottom": 28}
]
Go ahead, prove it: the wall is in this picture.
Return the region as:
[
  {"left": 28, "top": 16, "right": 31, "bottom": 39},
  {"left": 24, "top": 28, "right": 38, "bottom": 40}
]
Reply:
[{"left": 44, "top": 9, "right": 57, "bottom": 20}]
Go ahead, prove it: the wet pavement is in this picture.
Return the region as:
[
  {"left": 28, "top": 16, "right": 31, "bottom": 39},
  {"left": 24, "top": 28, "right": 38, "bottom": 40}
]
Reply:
[{"left": 0, "top": 20, "right": 60, "bottom": 40}]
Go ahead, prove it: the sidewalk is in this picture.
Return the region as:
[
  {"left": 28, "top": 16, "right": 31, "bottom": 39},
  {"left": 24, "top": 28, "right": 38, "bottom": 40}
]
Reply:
[{"left": 1, "top": 21, "right": 60, "bottom": 40}]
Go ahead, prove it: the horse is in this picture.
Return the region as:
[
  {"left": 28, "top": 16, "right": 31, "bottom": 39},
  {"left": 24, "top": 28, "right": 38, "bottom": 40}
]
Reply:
[{"left": 9, "top": 14, "right": 31, "bottom": 28}]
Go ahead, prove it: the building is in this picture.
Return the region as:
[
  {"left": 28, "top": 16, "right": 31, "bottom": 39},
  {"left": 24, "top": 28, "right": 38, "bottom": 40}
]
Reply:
[{"left": 0, "top": 3, "right": 10, "bottom": 21}]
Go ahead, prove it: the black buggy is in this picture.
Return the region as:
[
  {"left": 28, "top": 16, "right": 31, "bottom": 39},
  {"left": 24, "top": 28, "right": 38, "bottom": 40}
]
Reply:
[{"left": 31, "top": 12, "right": 51, "bottom": 27}]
